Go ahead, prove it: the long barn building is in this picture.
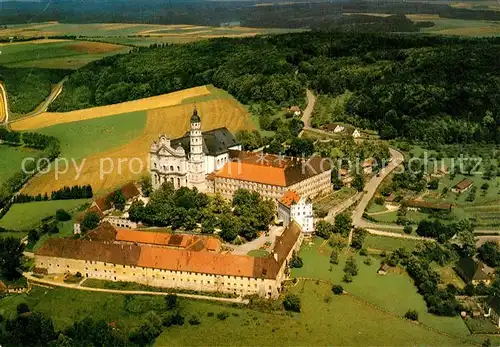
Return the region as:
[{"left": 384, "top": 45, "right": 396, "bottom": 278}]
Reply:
[{"left": 34, "top": 222, "right": 303, "bottom": 299}]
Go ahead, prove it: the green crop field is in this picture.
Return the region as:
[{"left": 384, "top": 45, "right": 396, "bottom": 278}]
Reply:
[
  {"left": 0, "top": 199, "right": 89, "bottom": 230},
  {"left": 0, "top": 40, "right": 130, "bottom": 69},
  {"left": 0, "top": 145, "right": 40, "bottom": 186},
  {"left": 36, "top": 110, "right": 147, "bottom": 160},
  {"left": 363, "top": 234, "right": 424, "bottom": 252}
]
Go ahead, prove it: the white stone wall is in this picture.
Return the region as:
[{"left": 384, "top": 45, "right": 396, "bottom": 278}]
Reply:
[
  {"left": 288, "top": 170, "right": 331, "bottom": 200},
  {"left": 103, "top": 217, "right": 137, "bottom": 229}
]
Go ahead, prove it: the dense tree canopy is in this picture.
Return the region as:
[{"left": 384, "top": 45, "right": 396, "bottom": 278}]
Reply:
[{"left": 50, "top": 32, "right": 500, "bottom": 145}]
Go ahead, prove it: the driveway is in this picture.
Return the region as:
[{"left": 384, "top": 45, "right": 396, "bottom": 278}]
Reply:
[
  {"left": 229, "top": 225, "right": 284, "bottom": 256},
  {"left": 301, "top": 89, "right": 316, "bottom": 129}
]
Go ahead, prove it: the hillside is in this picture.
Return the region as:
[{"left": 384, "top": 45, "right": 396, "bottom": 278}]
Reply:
[{"left": 51, "top": 32, "right": 500, "bottom": 145}]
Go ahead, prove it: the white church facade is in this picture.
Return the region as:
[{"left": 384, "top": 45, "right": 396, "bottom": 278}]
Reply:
[{"left": 149, "top": 108, "right": 241, "bottom": 191}]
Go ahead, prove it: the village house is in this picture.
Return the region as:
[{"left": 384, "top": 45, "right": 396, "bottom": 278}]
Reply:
[
  {"left": 377, "top": 263, "right": 390, "bottom": 275},
  {"left": 277, "top": 191, "right": 314, "bottom": 234},
  {"left": 362, "top": 158, "right": 376, "bottom": 175},
  {"left": 34, "top": 222, "right": 303, "bottom": 299},
  {"left": 287, "top": 106, "right": 301, "bottom": 117},
  {"left": 73, "top": 182, "right": 141, "bottom": 235},
  {"left": 452, "top": 179, "right": 474, "bottom": 194},
  {"left": 455, "top": 258, "right": 492, "bottom": 286},
  {"left": 323, "top": 123, "right": 361, "bottom": 138}
]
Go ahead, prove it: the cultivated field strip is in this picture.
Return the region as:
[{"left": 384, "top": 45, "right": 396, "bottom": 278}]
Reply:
[
  {"left": 10, "top": 86, "right": 210, "bottom": 131},
  {"left": 22, "top": 97, "right": 254, "bottom": 195}
]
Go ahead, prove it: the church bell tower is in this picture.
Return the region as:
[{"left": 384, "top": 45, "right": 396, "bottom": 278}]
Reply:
[{"left": 188, "top": 107, "right": 206, "bottom": 191}]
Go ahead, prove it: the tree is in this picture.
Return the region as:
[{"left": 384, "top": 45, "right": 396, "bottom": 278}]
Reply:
[
  {"left": 64, "top": 317, "right": 126, "bottom": 347},
  {"left": 283, "top": 294, "right": 301, "bottom": 312},
  {"left": 478, "top": 242, "right": 500, "bottom": 268},
  {"left": 351, "top": 228, "right": 366, "bottom": 250},
  {"left": 201, "top": 213, "right": 217, "bottom": 234},
  {"left": 315, "top": 220, "right": 334, "bottom": 239},
  {"left": 330, "top": 250, "right": 339, "bottom": 264},
  {"left": 286, "top": 138, "right": 314, "bottom": 157},
  {"left": 111, "top": 190, "right": 126, "bottom": 211},
  {"left": 140, "top": 175, "right": 153, "bottom": 197},
  {"left": 3, "top": 312, "right": 57, "bottom": 346},
  {"left": 0, "top": 237, "right": 24, "bottom": 279},
  {"left": 165, "top": 294, "right": 178, "bottom": 310},
  {"left": 81, "top": 211, "right": 100, "bottom": 232},
  {"left": 290, "top": 252, "right": 303, "bottom": 268},
  {"left": 352, "top": 174, "right": 365, "bottom": 192},
  {"left": 403, "top": 226, "right": 413, "bottom": 234},
  {"left": 428, "top": 178, "right": 439, "bottom": 190},
  {"left": 334, "top": 213, "right": 352, "bottom": 237},
  {"left": 128, "top": 200, "right": 145, "bottom": 222},
  {"left": 55, "top": 209, "right": 71, "bottom": 221},
  {"left": 332, "top": 285, "right": 344, "bottom": 295},
  {"left": 188, "top": 314, "right": 201, "bottom": 325},
  {"left": 219, "top": 214, "right": 239, "bottom": 242},
  {"left": 344, "top": 256, "right": 358, "bottom": 277},
  {"left": 404, "top": 309, "right": 419, "bottom": 321}
]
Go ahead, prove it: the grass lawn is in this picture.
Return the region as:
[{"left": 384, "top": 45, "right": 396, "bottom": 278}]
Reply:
[
  {"left": 368, "top": 210, "right": 426, "bottom": 226},
  {"left": 246, "top": 249, "right": 269, "bottom": 257},
  {"left": 291, "top": 237, "right": 470, "bottom": 339},
  {"left": 366, "top": 202, "right": 388, "bottom": 214},
  {"left": 0, "top": 145, "right": 40, "bottom": 186},
  {"left": 313, "top": 187, "right": 357, "bottom": 211},
  {"left": 29, "top": 218, "right": 75, "bottom": 251},
  {"left": 363, "top": 234, "right": 424, "bottom": 252},
  {"left": 157, "top": 280, "right": 472, "bottom": 346},
  {"left": 0, "top": 199, "right": 89, "bottom": 230},
  {"left": 36, "top": 110, "right": 147, "bottom": 160}
]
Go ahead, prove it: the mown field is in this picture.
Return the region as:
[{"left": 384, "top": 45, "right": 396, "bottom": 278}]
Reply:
[
  {"left": 0, "top": 199, "right": 89, "bottom": 230},
  {"left": 0, "top": 40, "right": 130, "bottom": 69},
  {"left": 0, "top": 145, "right": 40, "bottom": 186},
  {"left": 0, "top": 280, "right": 474, "bottom": 346},
  {"left": 20, "top": 85, "right": 254, "bottom": 195},
  {"left": 291, "top": 237, "right": 471, "bottom": 340}
]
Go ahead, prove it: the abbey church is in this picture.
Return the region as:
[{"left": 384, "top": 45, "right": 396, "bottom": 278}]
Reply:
[
  {"left": 150, "top": 108, "right": 332, "bottom": 201},
  {"left": 149, "top": 108, "right": 241, "bottom": 191}
]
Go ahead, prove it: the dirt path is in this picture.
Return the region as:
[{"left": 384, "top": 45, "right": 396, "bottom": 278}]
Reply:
[
  {"left": 24, "top": 273, "right": 249, "bottom": 304},
  {"left": 366, "top": 228, "right": 435, "bottom": 241}
]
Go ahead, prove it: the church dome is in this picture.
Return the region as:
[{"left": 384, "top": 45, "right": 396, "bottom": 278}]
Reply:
[{"left": 190, "top": 107, "right": 201, "bottom": 123}]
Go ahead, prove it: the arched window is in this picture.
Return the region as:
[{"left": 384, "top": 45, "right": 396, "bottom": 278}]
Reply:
[
  {"left": 177, "top": 166, "right": 180, "bottom": 171},
  {"left": 170, "top": 165, "right": 174, "bottom": 171},
  {"left": 177, "top": 178, "right": 181, "bottom": 187}
]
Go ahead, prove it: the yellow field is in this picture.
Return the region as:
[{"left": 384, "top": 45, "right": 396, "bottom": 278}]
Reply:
[
  {"left": 406, "top": 14, "right": 441, "bottom": 21},
  {"left": 0, "top": 83, "right": 7, "bottom": 123},
  {"left": 10, "top": 86, "right": 210, "bottom": 131},
  {"left": 21, "top": 96, "right": 254, "bottom": 195},
  {"left": 0, "top": 39, "right": 70, "bottom": 46}
]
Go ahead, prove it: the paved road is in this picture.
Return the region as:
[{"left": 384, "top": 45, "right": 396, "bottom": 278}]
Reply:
[
  {"left": 229, "top": 225, "right": 284, "bottom": 255},
  {"left": 0, "top": 82, "right": 8, "bottom": 124},
  {"left": 353, "top": 148, "right": 405, "bottom": 228},
  {"left": 24, "top": 273, "right": 249, "bottom": 304},
  {"left": 301, "top": 89, "right": 315, "bottom": 129}
]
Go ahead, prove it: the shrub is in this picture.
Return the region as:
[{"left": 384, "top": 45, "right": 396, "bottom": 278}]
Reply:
[
  {"left": 283, "top": 294, "right": 301, "bottom": 313},
  {"left": 330, "top": 250, "right": 339, "bottom": 264},
  {"left": 188, "top": 314, "right": 201, "bottom": 325},
  {"left": 216, "top": 311, "right": 230, "bottom": 320},
  {"left": 403, "top": 225, "right": 413, "bottom": 234},
  {"left": 342, "top": 273, "right": 353, "bottom": 283},
  {"left": 55, "top": 209, "right": 71, "bottom": 221},
  {"left": 374, "top": 196, "right": 385, "bottom": 205},
  {"left": 290, "top": 252, "right": 303, "bottom": 268},
  {"left": 165, "top": 294, "right": 178, "bottom": 310},
  {"left": 207, "top": 312, "right": 214, "bottom": 317},
  {"left": 331, "top": 285, "right": 344, "bottom": 295},
  {"left": 359, "top": 248, "right": 368, "bottom": 256},
  {"left": 363, "top": 257, "right": 373, "bottom": 266},
  {"left": 404, "top": 309, "right": 419, "bottom": 321},
  {"left": 16, "top": 303, "right": 30, "bottom": 315}
]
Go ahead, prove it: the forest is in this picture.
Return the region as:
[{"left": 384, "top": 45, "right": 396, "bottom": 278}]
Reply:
[
  {"left": 0, "top": 0, "right": 498, "bottom": 27},
  {"left": 50, "top": 32, "right": 500, "bottom": 145}
]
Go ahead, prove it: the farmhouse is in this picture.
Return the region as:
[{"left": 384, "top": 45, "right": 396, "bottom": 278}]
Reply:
[
  {"left": 34, "top": 222, "right": 303, "bottom": 299},
  {"left": 150, "top": 108, "right": 241, "bottom": 191},
  {"left": 455, "top": 258, "right": 492, "bottom": 286},
  {"left": 452, "top": 179, "right": 474, "bottom": 194},
  {"left": 362, "top": 158, "right": 376, "bottom": 174},
  {"left": 377, "top": 263, "right": 390, "bottom": 275},
  {"left": 211, "top": 151, "right": 331, "bottom": 200},
  {"left": 323, "top": 123, "right": 361, "bottom": 138},
  {"left": 277, "top": 191, "right": 314, "bottom": 234}
]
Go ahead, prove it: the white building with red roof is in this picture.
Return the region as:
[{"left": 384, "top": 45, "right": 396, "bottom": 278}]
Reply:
[{"left": 277, "top": 191, "right": 314, "bottom": 234}]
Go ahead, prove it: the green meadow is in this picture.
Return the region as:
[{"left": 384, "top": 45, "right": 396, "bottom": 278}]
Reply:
[
  {"left": 0, "top": 145, "right": 39, "bottom": 186},
  {"left": 0, "top": 199, "right": 89, "bottom": 230}
]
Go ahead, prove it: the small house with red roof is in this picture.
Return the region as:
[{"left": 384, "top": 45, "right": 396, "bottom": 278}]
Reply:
[{"left": 277, "top": 191, "right": 314, "bottom": 234}]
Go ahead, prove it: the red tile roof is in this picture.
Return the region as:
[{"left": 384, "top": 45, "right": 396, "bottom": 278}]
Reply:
[
  {"left": 215, "top": 162, "right": 287, "bottom": 187},
  {"left": 35, "top": 222, "right": 302, "bottom": 279},
  {"left": 454, "top": 179, "right": 474, "bottom": 191},
  {"left": 279, "top": 191, "right": 300, "bottom": 208}
]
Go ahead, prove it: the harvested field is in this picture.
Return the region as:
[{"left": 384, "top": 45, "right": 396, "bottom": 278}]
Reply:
[
  {"left": 0, "top": 83, "right": 6, "bottom": 123},
  {"left": 22, "top": 96, "right": 254, "bottom": 195},
  {"left": 0, "top": 39, "right": 70, "bottom": 46},
  {"left": 10, "top": 86, "right": 211, "bottom": 131},
  {"left": 64, "top": 41, "right": 124, "bottom": 54}
]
